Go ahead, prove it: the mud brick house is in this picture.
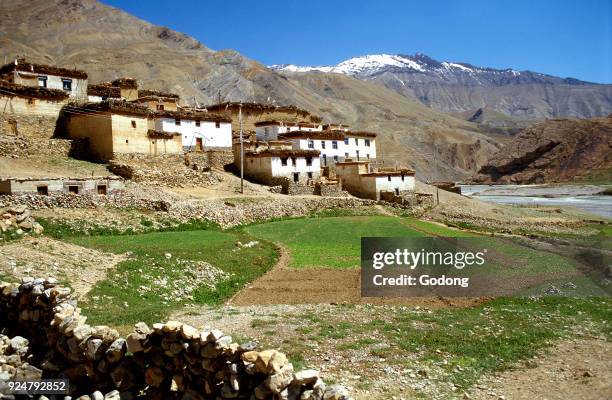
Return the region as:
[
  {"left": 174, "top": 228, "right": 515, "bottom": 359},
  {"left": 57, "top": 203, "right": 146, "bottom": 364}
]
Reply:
[
  {"left": 205, "top": 102, "right": 322, "bottom": 133},
  {"left": 0, "top": 176, "right": 123, "bottom": 195},
  {"left": 87, "top": 78, "right": 139, "bottom": 102},
  {"left": 153, "top": 110, "right": 232, "bottom": 150},
  {"left": 64, "top": 100, "right": 182, "bottom": 160},
  {"left": 234, "top": 140, "right": 321, "bottom": 186},
  {"left": 336, "top": 159, "right": 415, "bottom": 200},
  {"left": 0, "top": 79, "right": 69, "bottom": 117},
  {"left": 0, "top": 59, "right": 87, "bottom": 100},
  {"left": 133, "top": 89, "right": 180, "bottom": 111},
  {"left": 254, "top": 120, "right": 323, "bottom": 139}
]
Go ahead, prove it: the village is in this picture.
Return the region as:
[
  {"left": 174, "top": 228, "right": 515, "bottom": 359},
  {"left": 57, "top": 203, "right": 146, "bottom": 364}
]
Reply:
[
  {"left": 0, "top": 58, "right": 417, "bottom": 204},
  {"left": 0, "top": 57, "right": 609, "bottom": 400}
]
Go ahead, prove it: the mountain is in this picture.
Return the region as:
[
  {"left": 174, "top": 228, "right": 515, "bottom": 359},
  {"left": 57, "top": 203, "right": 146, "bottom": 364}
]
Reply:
[
  {"left": 474, "top": 116, "right": 612, "bottom": 184},
  {"left": 0, "top": 0, "right": 503, "bottom": 181},
  {"left": 271, "top": 54, "right": 612, "bottom": 121}
]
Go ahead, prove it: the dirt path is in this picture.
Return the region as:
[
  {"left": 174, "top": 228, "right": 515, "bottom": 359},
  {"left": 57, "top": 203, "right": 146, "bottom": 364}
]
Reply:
[
  {"left": 228, "top": 242, "right": 484, "bottom": 308},
  {"left": 469, "top": 338, "right": 612, "bottom": 400},
  {"left": 0, "top": 237, "right": 126, "bottom": 298}
]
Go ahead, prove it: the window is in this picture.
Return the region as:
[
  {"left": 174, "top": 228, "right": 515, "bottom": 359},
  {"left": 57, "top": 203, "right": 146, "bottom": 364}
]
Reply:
[
  {"left": 281, "top": 157, "right": 288, "bottom": 166},
  {"left": 131, "top": 120, "right": 136, "bottom": 128},
  {"left": 333, "top": 155, "right": 338, "bottom": 162},
  {"left": 293, "top": 172, "right": 299, "bottom": 182},
  {"left": 365, "top": 139, "right": 370, "bottom": 147},
  {"left": 195, "top": 121, "right": 201, "bottom": 127},
  {"left": 401, "top": 174, "right": 405, "bottom": 181},
  {"left": 345, "top": 152, "right": 349, "bottom": 158},
  {"left": 37, "top": 76, "right": 47, "bottom": 88},
  {"left": 125, "top": 139, "right": 129, "bottom": 144},
  {"left": 62, "top": 79, "right": 72, "bottom": 91},
  {"left": 27, "top": 98, "right": 34, "bottom": 105},
  {"left": 97, "top": 185, "right": 107, "bottom": 195},
  {"left": 321, "top": 141, "right": 326, "bottom": 149},
  {"left": 36, "top": 186, "right": 48, "bottom": 196},
  {"left": 356, "top": 150, "right": 360, "bottom": 160},
  {"left": 68, "top": 185, "right": 79, "bottom": 194},
  {"left": 344, "top": 138, "right": 349, "bottom": 145},
  {"left": 395, "top": 188, "right": 400, "bottom": 195},
  {"left": 156, "top": 104, "right": 164, "bottom": 111},
  {"left": 332, "top": 141, "right": 338, "bottom": 149},
  {"left": 354, "top": 138, "right": 358, "bottom": 145},
  {"left": 306, "top": 157, "right": 312, "bottom": 166},
  {"left": 367, "top": 154, "right": 370, "bottom": 159},
  {"left": 307, "top": 172, "right": 313, "bottom": 179},
  {"left": 175, "top": 119, "right": 181, "bottom": 126},
  {"left": 307, "top": 140, "right": 314, "bottom": 149},
  {"left": 387, "top": 175, "right": 391, "bottom": 182},
  {"left": 322, "top": 154, "right": 327, "bottom": 166},
  {"left": 215, "top": 122, "right": 221, "bottom": 128},
  {"left": 291, "top": 157, "right": 296, "bottom": 166}
]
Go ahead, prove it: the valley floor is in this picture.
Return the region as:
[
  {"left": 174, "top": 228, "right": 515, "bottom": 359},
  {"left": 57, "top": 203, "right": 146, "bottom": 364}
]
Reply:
[{"left": 1, "top": 188, "right": 610, "bottom": 399}]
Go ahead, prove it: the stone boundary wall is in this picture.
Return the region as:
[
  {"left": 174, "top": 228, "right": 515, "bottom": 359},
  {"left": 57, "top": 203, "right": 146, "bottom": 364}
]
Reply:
[
  {"left": 0, "top": 279, "right": 351, "bottom": 399},
  {"left": 0, "top": 192, "right": 170, "bottom": 211}
]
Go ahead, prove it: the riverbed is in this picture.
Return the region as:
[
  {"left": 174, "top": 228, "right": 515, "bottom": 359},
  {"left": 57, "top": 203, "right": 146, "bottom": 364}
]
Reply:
[{"left": 459, "top": 185, "right": 612, "bottom": 219}]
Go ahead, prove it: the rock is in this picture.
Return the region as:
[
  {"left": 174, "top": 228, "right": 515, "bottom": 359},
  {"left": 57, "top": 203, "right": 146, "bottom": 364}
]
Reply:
[
  {"left": 91, "top": 391, "right": 104, "bottom": 400},
  {"left": 86, "top": 338, "right": 103, "bottom": 360},
  {"left": 256, "top": 349, "right": 288, "bottom": 374},
  {"left": 265, "top": 363, "right": 294, "bottom": 394},
  {"left": 145, "top": 366, "right": 164, "bottom": 387},
  {"left": 9, "top": 336, "right": 29, "bottom": 357},
  {"left": 180, "top": 324, "right": 199, "bottom": 340},
  {"left": 294, "top": 369, "right": 319, "bottom": 385},
  {"left": 105, "top": 339, "right": 126, "bottom": 363},
  {"left": 323, "top": 385, "right": 350, "bottom": 400},
  {"left": 162, "top": 320, "right": 182, "bottom": 333},
  {"left": 104, "top": 391, "right": 120, "bottom": 400}
]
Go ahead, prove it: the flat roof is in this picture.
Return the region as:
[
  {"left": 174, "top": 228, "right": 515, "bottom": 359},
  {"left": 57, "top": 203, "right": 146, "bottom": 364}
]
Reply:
[
  {"left": 154, "top": 109, "right": 231, "bottom": 123},
  {"left": 245, "top": 149, "right": 320, "bottom": 158},
  {"left": 0, "top": 59, "right": 88, "bottom": 79},
  {"left": 278, "top": 130, "right": 345, "bottom": 141}
]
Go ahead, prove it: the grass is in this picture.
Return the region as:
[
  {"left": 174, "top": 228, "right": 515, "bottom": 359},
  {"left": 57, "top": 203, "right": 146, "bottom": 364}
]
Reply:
[
  {"left": 68, "top": 228, "right": 277, "bottom": 328},
  {"left": 246, "top": 216, "right": 428, "bottom": 268},
  {"left": 275, "top": 297, "right": 612, "bottom": 390}
]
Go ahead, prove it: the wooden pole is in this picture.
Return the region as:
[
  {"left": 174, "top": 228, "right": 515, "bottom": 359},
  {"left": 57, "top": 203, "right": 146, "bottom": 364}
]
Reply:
[{"left": 239, "top": 103, "right": 244, "bottom": 194}]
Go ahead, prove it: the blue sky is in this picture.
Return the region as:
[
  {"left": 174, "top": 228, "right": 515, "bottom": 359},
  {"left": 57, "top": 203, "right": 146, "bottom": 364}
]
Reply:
[{"left": 101, "top": 0, "right": 611, "bottom": 83}]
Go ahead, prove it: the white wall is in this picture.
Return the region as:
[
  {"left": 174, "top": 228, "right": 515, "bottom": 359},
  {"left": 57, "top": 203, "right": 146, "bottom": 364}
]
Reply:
[
  {"left": 156, "top": 118, "right": 232, "bottom": 149},
  {"left": 375, "top": 174, "right": 415, "bottom": 194},
  {"left": 270, "top": 155, "right": 321, "bottom": 180},
  {"left": 13, "top": 71, "right": 87, "bottom": 100},
  {"left": 343, "top": 136, "right": 376, "bottom": 161}
]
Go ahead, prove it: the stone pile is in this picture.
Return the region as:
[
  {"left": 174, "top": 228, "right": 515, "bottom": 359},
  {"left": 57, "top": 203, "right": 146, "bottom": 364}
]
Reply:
[
  {"left": 168, "top": 197, "right": 376, "bottom": 228},
  {"left": 0, "top": 205, "right": 44, "bottom": 238},
  {"left": 0, "top": 192, "right": 171, "bottom": 212},
  {"left": 109, "top": 154, "right": 224, "bottom": 188},
  {"left": 0, "top": 278, "right": 351, "bottom": 399}
]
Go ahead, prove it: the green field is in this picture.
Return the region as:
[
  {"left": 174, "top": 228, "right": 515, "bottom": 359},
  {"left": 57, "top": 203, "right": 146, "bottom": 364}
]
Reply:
[
  {"left": 69, "top": 229, "right": 277, "bottom": 327},
  {"left": 246, "top": 216, "right": 432, "bottom": 268}
]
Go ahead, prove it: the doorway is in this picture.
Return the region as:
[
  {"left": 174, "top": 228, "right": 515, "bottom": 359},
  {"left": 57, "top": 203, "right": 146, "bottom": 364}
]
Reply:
[{"left": 196, "top": 137, "right": 203, "bottom": 151}]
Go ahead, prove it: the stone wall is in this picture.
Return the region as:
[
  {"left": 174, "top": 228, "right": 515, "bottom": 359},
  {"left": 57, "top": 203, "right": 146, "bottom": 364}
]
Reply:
[
  {"left": 0, "top": 279, "right": 351, "bottom": 399},
  {"left": 0, "top": 114, "right": 87, "bottom": 159},
  {"left": 0, "top": 192, "right": 170, "bottom": 211},
  {"left": 108, "top": 154, "right": 222, "bottom": 188},
  {"left": 314, "top": 182, "right": 349, "bottom": 198}
]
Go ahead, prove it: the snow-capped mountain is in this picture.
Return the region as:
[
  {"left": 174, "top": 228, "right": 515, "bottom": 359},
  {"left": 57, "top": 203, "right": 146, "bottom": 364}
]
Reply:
[
  {"left": 270, "top": 53, "right": 612, "bottom": 119},
  {"left": 270, "top": 53, "right": 578, "bottom": 85}
]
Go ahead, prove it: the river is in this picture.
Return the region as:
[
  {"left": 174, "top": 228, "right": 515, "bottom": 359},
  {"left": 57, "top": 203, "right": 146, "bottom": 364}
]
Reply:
[{"left": 459, "top": 185, "right": 612, "bottom": 219}]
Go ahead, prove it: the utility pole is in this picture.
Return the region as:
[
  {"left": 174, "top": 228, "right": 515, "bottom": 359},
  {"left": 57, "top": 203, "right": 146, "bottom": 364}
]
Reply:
[
  {"left": 239, "top": 103, "right": 244, "bottom": 194},
  {"left": 218, "top": 90, "right": 222, "bottom": 106}
]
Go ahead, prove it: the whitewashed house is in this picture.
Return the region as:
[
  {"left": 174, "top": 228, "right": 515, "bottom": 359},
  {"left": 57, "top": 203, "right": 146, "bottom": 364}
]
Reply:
[
  {"left": 234, "top": 140, "right": 321, "bottom": 185},
  {"left": 153, "top": 110, "right": 232, "bottom": 150},
  {"left": 275, "top": 130, "right": 377, "bottom": 167},
  {"left": 254, "top": 120, "right": 322, "bottom": 140},
  {"left": 0, "top": 59, "right": 88, "bottom": 100},
  {"left": 335, "top": 160, "right": 415, "bottom": 200}
]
